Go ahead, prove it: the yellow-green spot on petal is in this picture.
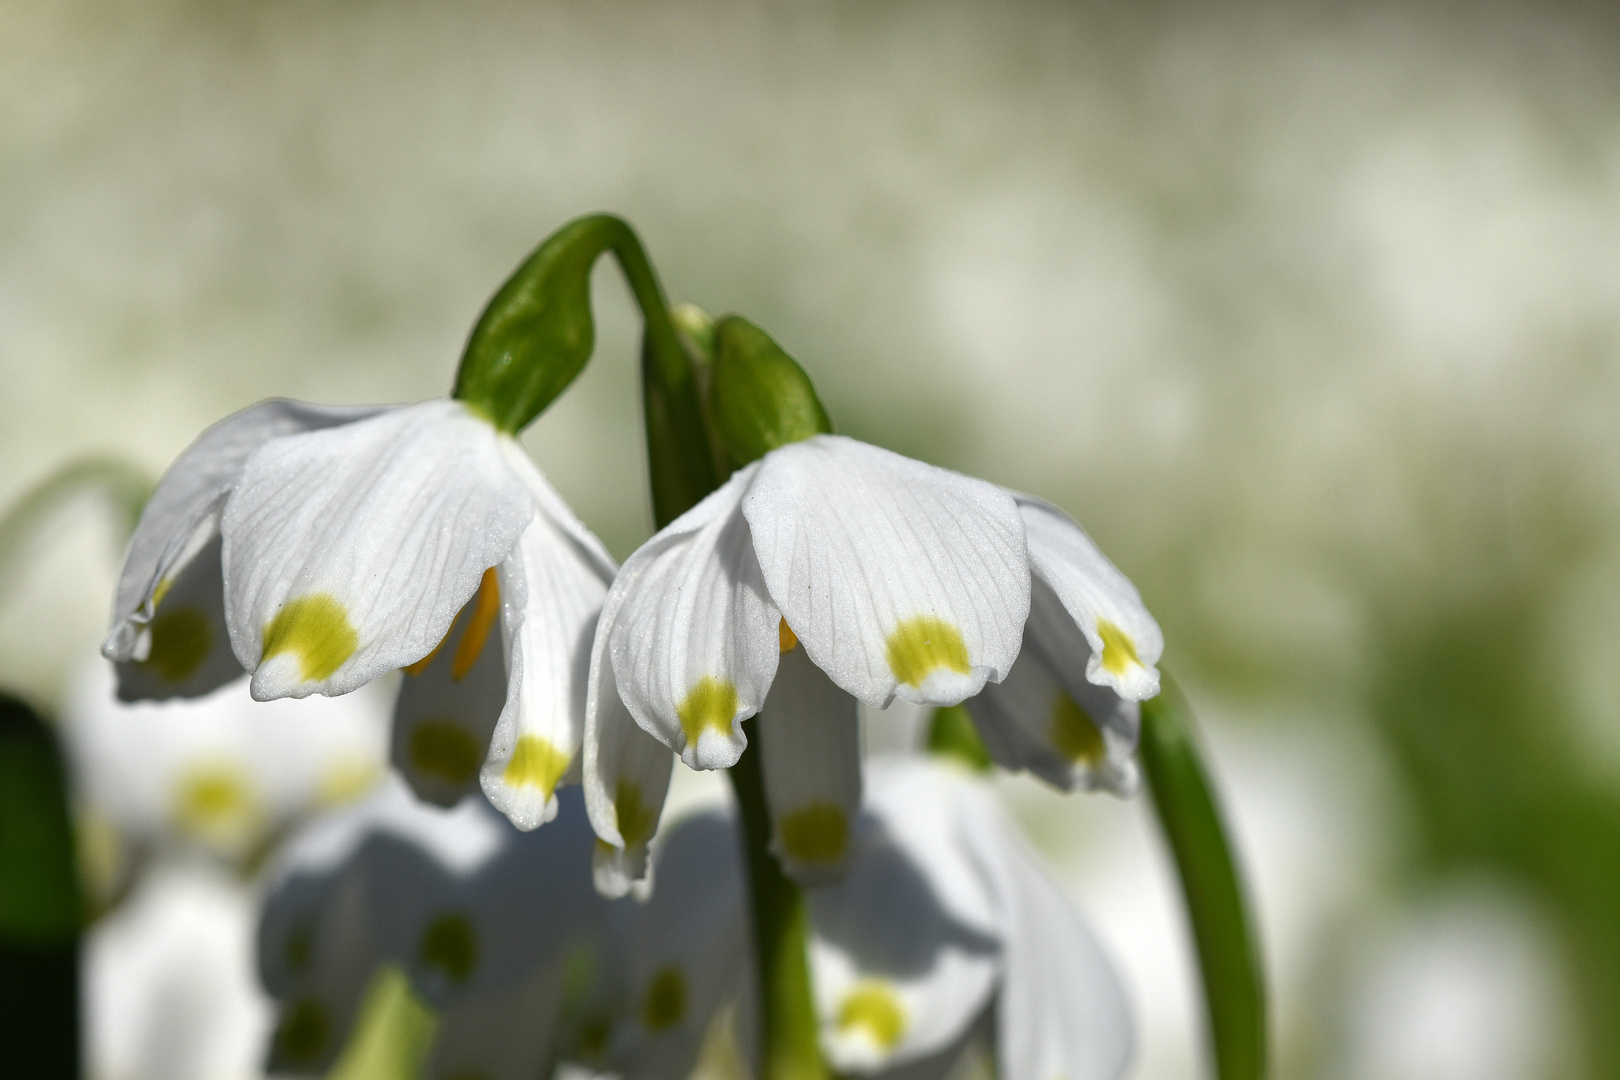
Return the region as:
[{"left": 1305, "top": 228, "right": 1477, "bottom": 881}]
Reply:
[
  {"left": 261, "top": 593, "right": 359, "bottom": 683},
  {"left": 1096, "top": 618, "right": 1140, "bottom": 678},
  {"left": 172, "top": 761, "right": 260, "bottom": 849},
  {"left": 677, "top": 676, "right": 739, "bottom": 746},
  {"left": 272, "top": 997, "right": 332, "bottom": 1066},
  {"left": 837, "top": 980, "right": 906, "bottom": 1050},
  {"left": 1051, "top": 693, "right": 1106, "bottom": 766},
  {"left": 150, "top": 575, "right": 175, "bottom": 610},
  {"left": 409, "top": 720, "right": 483, "bottom": 786},
  {"left": 418, "top": 913, "right": 477, "bottom": 984},
  {"left": 777, "top": 802, "right": 849, "bottom": 864},
  {"left": 641, "top": 966, "right": 687, "bottom": 1032},
  {"left": 885, "top": 616, "right": 970, "bottom": 689},
  {"left": 142, "top": 606, "right": 211, "bottom": 682},
  {"left": 614, "top": 780, "right": 658, "bottom": 848},
  {"left": 502, "top": 735, "right": 570, "bottom": 797}
]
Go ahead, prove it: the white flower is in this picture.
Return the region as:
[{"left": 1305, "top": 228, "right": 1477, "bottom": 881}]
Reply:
[
  {"left": 63, "top": 654, "right": 389, "bottom": 864},
  {"left": 584, "top": 433, "right": 1160, "bottom": 889},
  {"left": 808, "top": 755, "right": 1133, "bottom": 1080},
  {"left": 257, "top": 781, "right": 740, "bottom": 1080},
  {"left": 101, "top": 397, "right": 616, "bottom": 829}
]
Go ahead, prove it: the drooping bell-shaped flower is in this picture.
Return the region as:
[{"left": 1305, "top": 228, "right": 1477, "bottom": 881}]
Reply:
[
  {"left": 258, "top": 780, "right": 742, "bottom": 1080},
  {"left": 585, "top": 316, "right": 1162, "bottom": 890},
  {"left": 808, "top": 755, "right": 1133, "bottom": 1080},
  {"left": 63, "top": 655, "right": 388, "bottom": 864},
  {"left": 101, "top": 395, "right": 615, "bottom": 830}
]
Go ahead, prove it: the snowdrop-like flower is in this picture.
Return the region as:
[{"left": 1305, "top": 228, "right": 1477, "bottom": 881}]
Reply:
[
  {"left": 258, "top": 780, "right": 740, "bottom": 1080},
  {"left": 101, "top": 397, "right": 616, "bottom": 829},
  {"left": 585, "top": 431, "right": 1161, "bottom": 889},
  {"left": 259, "top": 776, "right": 603, "bottom": 1074},
  {"left": 808, "top": 755, "right": 1133, "bottom": 1080},
  {"left": 63, "top": 655, "right": 389, "bottom": 863}
]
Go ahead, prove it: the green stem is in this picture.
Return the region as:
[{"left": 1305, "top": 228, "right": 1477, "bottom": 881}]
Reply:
[
  {"left": 634, "top": 254, "right": 822, "bottom": 1079},
  {"left": 1139, "top": 674, "right": 1267, "bottom": 1080},
  {"left": 728, "top": 720, "right": 832, "bottom": 1080}
]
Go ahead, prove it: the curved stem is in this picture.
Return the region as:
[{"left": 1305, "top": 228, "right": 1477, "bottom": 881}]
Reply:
[
  {"left": 0, "top": 456, "right": 152, "bottom": 594},
  {"left": 1139, "top": 674, "right": 1267, "bottom": 1080}
]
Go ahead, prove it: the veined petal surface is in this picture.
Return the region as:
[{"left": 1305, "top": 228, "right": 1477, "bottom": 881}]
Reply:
[
  {"left": 105, "top": 400, "right": 378, "bottom": 672},
  {"left": 743, "top": 436, "right": 1028, "bottom": 708},
  {"left": 966, "top": 579, "right": 1139, "bottom": 796},
  {"left": 607, "top": 465, "right": 779, "bottom": 770},
  {"left": 759, "top": 643, "right": 863, "bottom": 885},
  {"left": 481, "top": 441, "right": 615, "bottom": 830},
  {"left": 809, "top": 759, "right": 999, "bottom": 1073},
  {"left": 222, "top": 399, "right": 531, "bottom": 700},
  {"left": 583, "top": 618, "right": 673, "bottom": 897},
  {"left": 1016, "top": 495, "right": 1161, "bottom": 700}
]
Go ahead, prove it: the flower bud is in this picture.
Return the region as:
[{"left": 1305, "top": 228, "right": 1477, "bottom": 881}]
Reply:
[{"left": 709, "top": 315, "right": 833, "bottom": 466}]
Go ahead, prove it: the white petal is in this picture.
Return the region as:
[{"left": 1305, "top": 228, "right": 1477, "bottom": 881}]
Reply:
[
  {"left": 222, "top": 399, "right": 531, "bottom": 700},
  {"left": 958, "top": 796, "right": 1134, "bottom": 1080},
  {"left": 606, "top": 810, "right": 747, "bottom": 1080},
  {"left": 743, "top": 435, "right": 1029, "bottom": 709},
  {"left": 583, "top": 621, "right": 674, "bottom": 897},
  {"left": 1016, "top": 495, "right": 1162, "bottom": 700},
  {"left": 425, "top": 960, "right": 569, "bottom": 1080},
  {"left": 606, "top": 465, "right": 779, "bottom": 770},
  {"left": 965, "top": 580, "right": 1139, "bottom": 797},
  {"left": 808, "top": 760, "right": 1000, "bottom": 1074},
  {"left": 480, "top": 442, "right": 615, "bottom": 829},
  {"left": 111, "top": 528, "right": 245, "bottom": 702},
  {"left": 259, "top": 833, "right": 385, "bottom": 1072},
  {"left": 104, "top": 400, "right": 379, "bottom": 669},
  {"left": 759, "top": 643, "right": 863, "bottom": 885},
  {"left": 391, "top": 567, "right": 509, "bottom": 809}
]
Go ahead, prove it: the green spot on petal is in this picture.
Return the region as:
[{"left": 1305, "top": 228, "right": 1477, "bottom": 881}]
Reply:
[
  {"left": 837, "top": 980, "right": 906, "bottom": 1050},
  {"left": 641, "top": 966, "right": 687, "bottom": 1031},
  {"left": 409, "top": 720, "right": 483, "bottom": 786},
  {"left": 502, "top": 735, "right": 570, "bottom": 798},
  {"left": 776, "top": 802, "right": 849, "bottom": 864},
  {"left": 676, "top": 676, "right": 738, "bottom": 746},
  {"left": 885, "top": 616, "right": 971, "bottom": 689},
  {"left": 142, "top": 605, "right": 211, "bottom": 682},
  {"left": 261, "top": 593, "right": 358, "bottom": 683},
  {"left": 1051, "top": 693, "right": 1106, "bottom": 766},
  {"left": 418, "top": 912, "right": 478, "bottom": 984}
]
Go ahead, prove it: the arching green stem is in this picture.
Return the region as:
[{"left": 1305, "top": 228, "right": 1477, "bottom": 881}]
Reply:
[
  {"left": 453, "top": 214, "right": 716, "bottom": 523},
  {"left": 1139, "top": 674, "right": 1267, "bottom": 1080},
  {"left": 0, "top": 456, "right": 152, "bottom": 593}
]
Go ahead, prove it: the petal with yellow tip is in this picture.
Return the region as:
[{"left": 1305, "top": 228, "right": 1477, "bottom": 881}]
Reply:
[
  {"left": 742, "top": 435, "right": 1028, "bottom": 709},
  {"left": 223, "top": 399, "right": 531, "bottom": 701}
]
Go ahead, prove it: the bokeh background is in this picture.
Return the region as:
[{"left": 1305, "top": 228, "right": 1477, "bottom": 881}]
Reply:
[{"left": 3, "top": 1, "right": 1619, "bottom": 1077}]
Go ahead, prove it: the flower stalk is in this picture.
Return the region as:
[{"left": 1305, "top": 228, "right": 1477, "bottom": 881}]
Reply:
[{"left": 1139, "top": 674, "right": 1267, "bottom": 1080}]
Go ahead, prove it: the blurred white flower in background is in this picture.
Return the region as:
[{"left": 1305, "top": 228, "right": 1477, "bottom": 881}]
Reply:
[{"left": 63, "top": 656, "right": 390, "bottom": 868}]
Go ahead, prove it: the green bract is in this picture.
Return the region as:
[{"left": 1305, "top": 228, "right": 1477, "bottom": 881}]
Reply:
[{"left": 709, "top": 316, "right": 833, "bottom": 466}]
